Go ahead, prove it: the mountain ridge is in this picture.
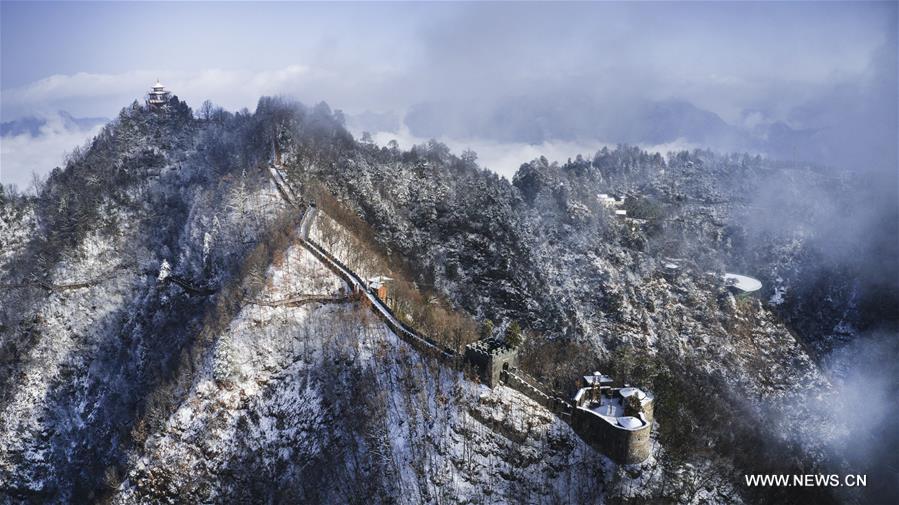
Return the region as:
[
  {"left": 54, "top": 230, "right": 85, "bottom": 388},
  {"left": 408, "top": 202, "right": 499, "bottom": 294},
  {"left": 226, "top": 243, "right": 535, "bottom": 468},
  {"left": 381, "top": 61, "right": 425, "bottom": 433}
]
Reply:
[{"left": 0, "top": 96, "right": 894, "bottom": 503}]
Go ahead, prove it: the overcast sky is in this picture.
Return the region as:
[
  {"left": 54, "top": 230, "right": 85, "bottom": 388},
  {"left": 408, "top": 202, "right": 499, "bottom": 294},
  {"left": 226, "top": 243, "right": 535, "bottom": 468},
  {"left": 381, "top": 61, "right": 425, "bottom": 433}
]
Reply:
[{"left": 1, "top": 1, "right": 896, "bottom": 187}]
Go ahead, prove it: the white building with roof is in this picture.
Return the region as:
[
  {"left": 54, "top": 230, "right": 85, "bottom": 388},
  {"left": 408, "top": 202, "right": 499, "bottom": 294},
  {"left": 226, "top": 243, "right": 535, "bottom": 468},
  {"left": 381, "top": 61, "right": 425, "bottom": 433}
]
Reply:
[
  {"left": 147, "top": 80, "right": 171, "bottom": 109},
  {"left": 723, "top": 273, "right": 763, "bottom": 294},
  {"left": 570, "top": 377, "right": 655, "bottom": 464},
  {"left": 598, "top": 194, "right": 625, "bottom": 208}
]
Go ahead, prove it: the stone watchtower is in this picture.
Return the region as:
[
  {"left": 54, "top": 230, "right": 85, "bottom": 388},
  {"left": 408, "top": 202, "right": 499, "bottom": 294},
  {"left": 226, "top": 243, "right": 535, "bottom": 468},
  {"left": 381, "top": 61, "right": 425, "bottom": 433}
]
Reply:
[
  {"left": 570, "top": 373, "right": 655, "bottom": 465},
  {"left": 368, "top": 276, "right": 392, "bottom": 301},
  {"left": 464, "top": 337, "right": 519, "bottom": 387}
]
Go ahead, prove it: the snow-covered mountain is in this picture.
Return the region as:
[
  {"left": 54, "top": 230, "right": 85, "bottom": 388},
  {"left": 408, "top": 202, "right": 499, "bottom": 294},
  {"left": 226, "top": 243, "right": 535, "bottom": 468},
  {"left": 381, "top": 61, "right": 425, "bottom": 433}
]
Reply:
[{"left": 0, "top": 96, "right": 895, "bottom": 504}]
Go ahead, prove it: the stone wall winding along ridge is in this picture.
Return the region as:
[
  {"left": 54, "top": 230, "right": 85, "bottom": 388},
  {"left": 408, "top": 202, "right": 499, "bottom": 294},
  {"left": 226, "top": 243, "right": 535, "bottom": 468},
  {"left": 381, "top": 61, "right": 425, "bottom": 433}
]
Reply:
[{"left": 267, "top": 160, "right": 654, "bottom": 465}]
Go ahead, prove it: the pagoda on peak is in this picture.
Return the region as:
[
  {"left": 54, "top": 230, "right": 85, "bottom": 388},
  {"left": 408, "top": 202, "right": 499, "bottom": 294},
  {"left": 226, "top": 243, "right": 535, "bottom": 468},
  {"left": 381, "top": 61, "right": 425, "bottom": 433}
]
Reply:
[{"left": 146, "top": 79, "right": 171, "bottom": 110}]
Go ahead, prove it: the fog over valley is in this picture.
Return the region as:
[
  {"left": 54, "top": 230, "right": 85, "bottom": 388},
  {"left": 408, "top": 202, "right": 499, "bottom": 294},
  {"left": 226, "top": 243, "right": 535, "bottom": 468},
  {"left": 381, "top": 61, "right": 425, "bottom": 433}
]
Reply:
[{"left": 2, "top": 2, "right": 896, "bottom": 182}]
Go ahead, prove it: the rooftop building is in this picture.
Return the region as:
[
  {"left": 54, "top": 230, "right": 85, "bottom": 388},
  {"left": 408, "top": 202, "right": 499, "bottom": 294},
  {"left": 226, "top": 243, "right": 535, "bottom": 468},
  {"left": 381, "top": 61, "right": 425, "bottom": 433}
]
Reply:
[
  {"left": 583, "top": 371, "right": 614, "bottom": 386},
  {"left": 723, "top": 273, "right": 762, "bottom": 294},
  {"left": 571, "top": 377, "right": 655, "bottom": 464},
  {"left": 147, "top": 79, "right": 171, "bottom": 109},
  {"left": 598, "top": 193, "right": 625, "bottom": 208},
  {"left": 661, "top": 259, "right": 682, "bottom": 280},
  {"left": 367, "top": 276, "right": 393, "bottom": 300}
]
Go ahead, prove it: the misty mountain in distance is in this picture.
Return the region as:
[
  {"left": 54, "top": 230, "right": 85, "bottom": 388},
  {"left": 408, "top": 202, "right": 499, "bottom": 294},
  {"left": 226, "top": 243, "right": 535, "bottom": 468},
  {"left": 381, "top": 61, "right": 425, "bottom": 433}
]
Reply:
[
  {"left": 0, "top": 111, "right": 108, "bottom": 137},
  {"left": 403, "top": 97, "right": 737, "bottom": 147},
  {"left": 395, "top": 94, "right": 893, "bottom": 177}
]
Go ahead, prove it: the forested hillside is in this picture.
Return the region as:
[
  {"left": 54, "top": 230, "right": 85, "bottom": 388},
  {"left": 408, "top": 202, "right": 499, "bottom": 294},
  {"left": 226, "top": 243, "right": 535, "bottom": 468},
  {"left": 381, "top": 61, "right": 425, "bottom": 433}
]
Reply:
[{"left": 1, "top": 96, "right": 894, "bottom": 504}]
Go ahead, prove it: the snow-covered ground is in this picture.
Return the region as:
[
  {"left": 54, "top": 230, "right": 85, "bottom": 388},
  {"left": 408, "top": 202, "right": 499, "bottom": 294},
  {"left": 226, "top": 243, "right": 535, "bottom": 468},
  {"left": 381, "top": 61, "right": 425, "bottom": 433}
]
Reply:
[
  {"left": 0, "top": 204, "right": 32, "bottom": 270},
  {"left": 117, "top": 226, "right": 621, "bottom": 503},
  {"left": 0, "top": 206, "right": 146, "bottom": 494}
]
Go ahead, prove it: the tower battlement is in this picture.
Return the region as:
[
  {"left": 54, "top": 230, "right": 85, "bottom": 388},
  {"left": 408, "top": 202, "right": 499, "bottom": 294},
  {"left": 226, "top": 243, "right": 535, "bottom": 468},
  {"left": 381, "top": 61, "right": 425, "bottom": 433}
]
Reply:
[
  {"left": 464, "top": 337, "right": 519, "bottom": 387},
  {"left": 571, "top": 377, "right": 655, "bottom": 464}
]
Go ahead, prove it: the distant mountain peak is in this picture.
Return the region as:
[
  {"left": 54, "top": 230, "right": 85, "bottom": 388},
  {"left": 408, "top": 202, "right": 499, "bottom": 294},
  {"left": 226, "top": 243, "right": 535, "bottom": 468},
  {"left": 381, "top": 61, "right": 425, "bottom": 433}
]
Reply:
[{"left": 0, "top": 111, "right": 108, "bottom": 137}]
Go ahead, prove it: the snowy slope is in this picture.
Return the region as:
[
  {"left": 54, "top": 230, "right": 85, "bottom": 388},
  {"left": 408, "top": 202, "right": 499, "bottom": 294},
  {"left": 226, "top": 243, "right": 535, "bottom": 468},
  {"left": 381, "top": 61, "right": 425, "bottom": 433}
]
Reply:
[
  {"left": 115, "top": 241, "right": 620, "bottom": 503},
  {"left": 3, "top": 97, "right": 880, "bottom": 504}
]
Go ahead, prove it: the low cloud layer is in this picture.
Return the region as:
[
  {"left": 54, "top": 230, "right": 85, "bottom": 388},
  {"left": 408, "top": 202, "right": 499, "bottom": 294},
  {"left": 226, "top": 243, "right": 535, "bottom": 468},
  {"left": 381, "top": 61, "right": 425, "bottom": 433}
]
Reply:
[
  {"left": 0, "top": 111, "right": 104, "bottom": 190},
  {"left": 2, "top": 67, "right": 319, "bottom": 120},
  {"left": 1, "top": 2, "right": 895, "bottom": 190},
  {"left": 363, "top": 126, "right": 697, "bottom": 180},
  {"left": 786, "top": 332, "right": 899, "bottom": 502}
]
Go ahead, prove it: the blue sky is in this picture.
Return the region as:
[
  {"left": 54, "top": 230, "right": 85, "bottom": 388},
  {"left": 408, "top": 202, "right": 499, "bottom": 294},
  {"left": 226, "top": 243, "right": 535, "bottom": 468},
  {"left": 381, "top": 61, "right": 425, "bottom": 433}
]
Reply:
[{"left": 1, "top": 1, "right": 896, "bottom": 187}]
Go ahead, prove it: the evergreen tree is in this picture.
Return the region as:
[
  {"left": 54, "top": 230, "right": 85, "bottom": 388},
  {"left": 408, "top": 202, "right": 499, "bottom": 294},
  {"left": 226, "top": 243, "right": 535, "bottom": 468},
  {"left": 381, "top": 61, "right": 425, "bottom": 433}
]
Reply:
[
  {"left": 624, "top": 393, "right": 643, "bottom": 417},
  {"left": 505, "top": 321, "right": 522, "bottom": 347},
  {"left": 481, "top": 319, "right": 495, "bottom": 339}
]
